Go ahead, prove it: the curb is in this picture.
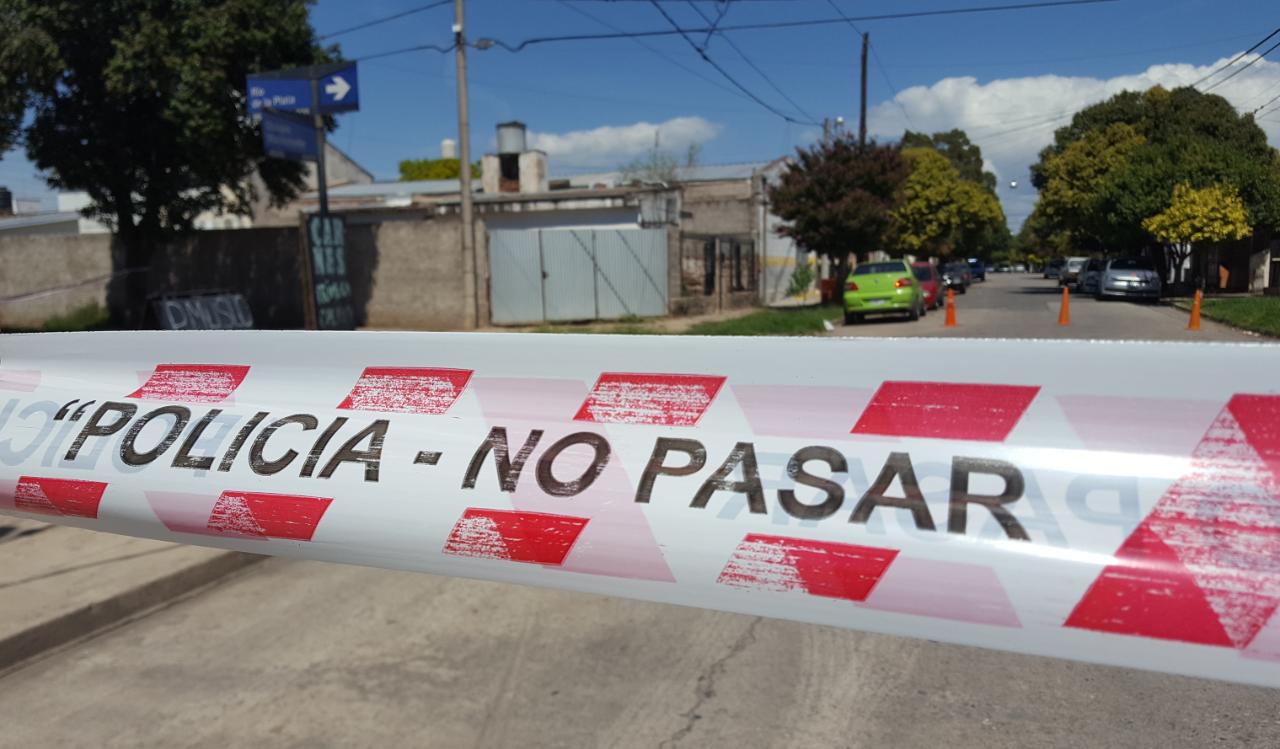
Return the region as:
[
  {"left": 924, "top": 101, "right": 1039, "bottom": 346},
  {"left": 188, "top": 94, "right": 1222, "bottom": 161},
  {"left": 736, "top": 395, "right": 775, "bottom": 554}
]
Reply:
[{"left": 0, "top": 550, "right": 263, "bottom": 673}]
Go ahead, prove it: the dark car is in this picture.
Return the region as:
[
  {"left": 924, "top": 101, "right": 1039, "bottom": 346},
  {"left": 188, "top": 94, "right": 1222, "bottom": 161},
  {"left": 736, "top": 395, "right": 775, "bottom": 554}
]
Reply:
[
  {"left": 1043, "top": 258, "right": 1065, "bottom": 280},
  {"left": 967, "top": 258, "right": 986, "bottom": 282},
  {"left": 911, "top": 261, "right": 945, "bottom": 310},
  {"left": 1075, "top": 257, "right": 1106, "bottom": 295},
  {"left": 941, "top": 262, "right": 971, "bottom": 294},
  {"left": 1059, "top": 256, "right": 1088, "bottom": 286}
]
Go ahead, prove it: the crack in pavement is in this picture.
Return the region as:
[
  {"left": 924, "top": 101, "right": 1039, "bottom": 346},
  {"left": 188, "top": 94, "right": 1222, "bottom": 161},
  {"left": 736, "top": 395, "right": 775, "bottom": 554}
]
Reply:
[{"left": 661, "top": 616, "right": 762, "bottom": 748}]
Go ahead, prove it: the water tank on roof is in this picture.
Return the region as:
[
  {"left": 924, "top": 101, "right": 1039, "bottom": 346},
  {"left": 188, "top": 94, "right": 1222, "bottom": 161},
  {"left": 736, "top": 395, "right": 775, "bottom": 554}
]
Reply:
[
  {"left": 496, "top": 121, "right": 527, "bottom": 154},
  {"left": 440, "top": 138, "right": 457, "bottom": 159}
]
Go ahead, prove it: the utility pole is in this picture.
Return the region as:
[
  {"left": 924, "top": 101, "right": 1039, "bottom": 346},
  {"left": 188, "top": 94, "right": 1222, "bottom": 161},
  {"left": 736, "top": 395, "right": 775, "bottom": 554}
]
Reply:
[
  {"left": 822, "top": 117, "right": 831, "bottom": 146},
  {"left": 454, "top": 0, "right": 477, "bottom": 328},
  {"left": 859, "top": 31, "right": 869, "bottom": 147}
]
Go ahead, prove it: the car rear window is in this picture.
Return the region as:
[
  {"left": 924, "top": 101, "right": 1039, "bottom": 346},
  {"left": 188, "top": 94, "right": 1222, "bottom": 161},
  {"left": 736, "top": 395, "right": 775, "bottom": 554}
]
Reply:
[
  {"left": 853, "top": 262, "right": 905, "bottom": 275},
  {"left": 1067, "top": 260, "right": 1085, "bottom": 270},
  {"left": 1109, "top": 258, "right": 1153, "bottom": 270},
  {"left": 912, "top": 265, "right": 933, "bottom": 280}
]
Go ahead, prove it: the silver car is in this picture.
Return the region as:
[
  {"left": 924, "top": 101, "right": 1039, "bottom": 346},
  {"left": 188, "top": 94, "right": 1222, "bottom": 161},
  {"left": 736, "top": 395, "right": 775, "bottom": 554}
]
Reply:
[{"left": 1098, "top": 257, "right": 1161, "bottom": 300}]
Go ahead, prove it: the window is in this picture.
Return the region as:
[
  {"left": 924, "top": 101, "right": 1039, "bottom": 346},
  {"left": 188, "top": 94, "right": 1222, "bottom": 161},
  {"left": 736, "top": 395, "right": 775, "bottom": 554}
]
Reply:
[
  {"left": 912, "top": 265, "right": 933, "bottom": 281},
  {"left": 853, "top": 262, "right": 906, "bottom": 275},
  {"left": 731, "top": 241, "right": 744, "bottom": 291}
]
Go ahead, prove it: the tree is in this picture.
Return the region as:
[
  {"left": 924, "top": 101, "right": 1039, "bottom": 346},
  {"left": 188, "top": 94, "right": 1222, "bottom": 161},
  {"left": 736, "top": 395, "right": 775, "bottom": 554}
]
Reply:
[
  {"left": 398, "top": 158, "right": 480, "bottom": 181},
  {"left": 1143, "top": 182, "right": 1251, "bottom": 285},
  {"left": 902, "top": 128, "right": 997, "bottom": 191},
  {"left": 0, "top": 0, "right": 333, "bottom": 324},
  {"left": 618, "top": 141, "right": 701, "bottom": 185},
  {"left": 768, "top": 137, "right": 908, "bottom": 281},
  {"left": 1036, "top": 122, "right": 1146, "bottom": 250},
  {"left": 891, "top": 147, "right": 1005, "bottom": 258},
  {"left": 1030, "top": 86, "right": 1280, "bottom": 258}
]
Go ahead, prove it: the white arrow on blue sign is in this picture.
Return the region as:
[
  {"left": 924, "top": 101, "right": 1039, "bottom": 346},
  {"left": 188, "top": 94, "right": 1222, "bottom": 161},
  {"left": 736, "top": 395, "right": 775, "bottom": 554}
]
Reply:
[{"left": 246, "top": 61, "right": 359, "bottom": 115}]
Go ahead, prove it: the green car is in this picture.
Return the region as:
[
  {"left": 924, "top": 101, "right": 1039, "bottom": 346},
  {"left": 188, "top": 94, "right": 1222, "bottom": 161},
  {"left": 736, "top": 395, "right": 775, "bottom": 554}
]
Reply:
[{"left": 842, "top": 260, "right": 926, "bottom": 325}]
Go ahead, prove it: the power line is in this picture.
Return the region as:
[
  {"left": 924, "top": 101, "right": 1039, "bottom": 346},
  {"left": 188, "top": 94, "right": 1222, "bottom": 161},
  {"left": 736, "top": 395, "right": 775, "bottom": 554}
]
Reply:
[
  {"left": 1190, "top": 27, "right": 1280, "bottom": 88},
  {"left": 685, "top": 1, "right": 820, "bottom": 123},
  {"left": 319, "top": 0, "right": 452, "bottom": 41},
  {"left": 356, "top": 42, "right": 456, "bottom": 62},
  {"left": 489, "top": 0, "right": 1122, "bottom": 53},
  {"left": 823, "top": 0, "right": 915, "bottom": 130},
  {"left": 647, "top": 0, "right": 820, "bottom": 125},
  {"left": 1201, "top": 37, "right": 1280, "bottom": 93},
  {"left": 555, "top": 0, "right": 754, "bottom": 103}
]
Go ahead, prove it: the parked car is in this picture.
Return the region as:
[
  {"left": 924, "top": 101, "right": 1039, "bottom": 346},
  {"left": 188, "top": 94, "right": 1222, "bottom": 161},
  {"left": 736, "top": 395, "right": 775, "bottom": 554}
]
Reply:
[
  {"left": 843, "top": 260, "right": 927, "bottom": 324},
  {"left": 911, "top": 261, "right": 945, "bottom": 310},
  {"left": 967, "top": 257, "right": 986, "bottom": 282},
  {"left": 1013, "top": 263, "right": 1028, "bottom": 272},
  {"left": 1075, "top": 257, "right": 1105, "bottom": 295},
  {"left": 995, "top": 263, "right": 1012, "bottom": 273},
  {"left": 1098, "top": 257, "right": 1161, "bottom": 300},
  {"left": 1059, "top": 256, "right": 1089, "bottom": 286},
  {"left": 941, "top": 262, "right": 971, "bottom": 294},
  {"left": 1043, "top": 258, "right": 1065, "bottom": 279}
]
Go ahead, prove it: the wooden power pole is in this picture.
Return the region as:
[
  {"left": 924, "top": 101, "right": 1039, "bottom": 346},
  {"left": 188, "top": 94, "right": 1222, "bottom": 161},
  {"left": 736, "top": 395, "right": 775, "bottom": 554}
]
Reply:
[
  {"left": 454, "top": 0, "right": 477, "bottom": 328},
  {"left": 859, "top": 31, "right": 869, "bottom": 146}
]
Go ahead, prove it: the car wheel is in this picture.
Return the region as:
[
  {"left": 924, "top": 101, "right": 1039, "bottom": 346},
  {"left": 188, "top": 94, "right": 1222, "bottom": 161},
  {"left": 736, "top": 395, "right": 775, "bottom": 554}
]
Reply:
[
  {"left": 908, "top": 303, "right": 920, "bottom": 322},
  {"left": 959, "top": 285, "right": 968, "bottom": 295},
  {"left": 919, "top": 300, "right": 927, "bottom": 317},
  {"left": 844, "top": 311, "right": 858, "bottom": 325}
]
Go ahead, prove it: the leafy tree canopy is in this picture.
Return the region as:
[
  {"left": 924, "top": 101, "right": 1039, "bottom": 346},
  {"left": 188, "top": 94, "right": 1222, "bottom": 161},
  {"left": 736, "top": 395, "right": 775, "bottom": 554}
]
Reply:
[
  {"left": 891, "top": 147, "right": 1005, "bottom": 258},
  {"left": 1143, "top": 182, "right": 1252, "bottom": 246},
  {"left": 768, "top": 137, "right": 908, "bottom": 266},
  {"left": 1030, "top": 86, "right": 1280, "bottom": 251},
  {"left": 901, "top": 128, "right": 997, "bottom": 192},
  {"left": 0, "top": 0, "right": 333, "bottom": 245},
  {"left": 398, "top": 158, "right": 480, "bottom": 181}
]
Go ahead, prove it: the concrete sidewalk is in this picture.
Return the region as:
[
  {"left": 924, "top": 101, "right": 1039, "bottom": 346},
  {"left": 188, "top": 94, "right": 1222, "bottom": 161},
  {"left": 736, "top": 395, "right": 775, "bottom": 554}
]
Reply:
[{"left": 0, "top": 515, "right": 260, "bottom": 672}]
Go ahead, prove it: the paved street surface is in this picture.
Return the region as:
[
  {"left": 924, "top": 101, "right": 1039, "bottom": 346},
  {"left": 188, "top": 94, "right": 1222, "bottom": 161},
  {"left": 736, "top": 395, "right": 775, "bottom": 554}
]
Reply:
[
  {"left": 3, "top": 273, "right": 1276, "bottom": 748},
  {"left": 3, "top": 558, "right": 1279, "bottom": 748},
  {"left": 828, "top": 272, "right": 1259, "bottom": 341}
]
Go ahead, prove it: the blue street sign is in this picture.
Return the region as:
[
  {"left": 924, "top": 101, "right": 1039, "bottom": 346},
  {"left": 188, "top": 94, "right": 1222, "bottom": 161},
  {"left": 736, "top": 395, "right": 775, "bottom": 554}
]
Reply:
[
  {"left": 261, "top": 110, "right": 319, "bottom": 161},
  {"left": 246, "top": 62, "right": 358, "bottom": 115}
]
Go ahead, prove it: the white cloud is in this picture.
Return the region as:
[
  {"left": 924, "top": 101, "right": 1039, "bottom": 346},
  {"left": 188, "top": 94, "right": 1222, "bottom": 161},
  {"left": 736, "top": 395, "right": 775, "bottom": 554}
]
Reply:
[
  {"left": 868, "top": 55, "right": 1280, "bottom": 228},
  {"left": 527, "top": 116, "right": 720, "bottom": 168}
]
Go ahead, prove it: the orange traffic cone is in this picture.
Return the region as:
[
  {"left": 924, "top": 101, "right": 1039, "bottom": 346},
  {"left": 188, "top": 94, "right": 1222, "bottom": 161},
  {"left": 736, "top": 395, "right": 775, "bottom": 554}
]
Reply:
[
  {"left": 1058, "top": 286, "right": 1071, "bottom": 326},
  {"left": 944, "top": 288, "right": 957, "bottom": 327},
  {"left": 1188, "top": 290, "right": 1202, "bottom": 331}
]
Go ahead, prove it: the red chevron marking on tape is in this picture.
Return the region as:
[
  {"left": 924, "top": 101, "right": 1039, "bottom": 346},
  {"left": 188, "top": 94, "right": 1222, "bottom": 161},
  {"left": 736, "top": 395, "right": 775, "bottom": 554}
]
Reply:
[
  {"left": 11, "top": 476, "right": 108, "bottom": 519},
  {"left": 128, "top": 364, "right": 250, "bottom": 403},
  {"left": 852, "top": 381, "right": 1040, "bottom": 442},
  {"left": 338, "top": 366, "right": 473, "bottom": 414},
  {"left": 443, "top": 508, "right": 589, "bottom": 566},
  {"left": 574, "top": 373, "right": 726, "bottom": 426},
  {"left": 206, "top": 491, "right": 333, "bottom": 541},
  {"left": 1066, "top": 394, "right": 1280, "bottom": 648},
  {"left": 717, "top": 534, "right": 898, "bottom": 602}
]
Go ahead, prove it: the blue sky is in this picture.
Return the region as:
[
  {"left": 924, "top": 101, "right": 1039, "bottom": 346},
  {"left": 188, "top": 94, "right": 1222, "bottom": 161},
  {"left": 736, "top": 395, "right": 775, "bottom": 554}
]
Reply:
[{"left": 3, "top": 0, "right": 1278, "bottom": 228}]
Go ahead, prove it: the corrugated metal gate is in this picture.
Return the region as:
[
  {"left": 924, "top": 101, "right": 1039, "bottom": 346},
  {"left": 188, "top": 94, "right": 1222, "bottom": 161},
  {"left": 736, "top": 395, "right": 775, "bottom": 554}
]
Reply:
[{"left": 488, "top": 229, "right": 667, "bottom": 324}]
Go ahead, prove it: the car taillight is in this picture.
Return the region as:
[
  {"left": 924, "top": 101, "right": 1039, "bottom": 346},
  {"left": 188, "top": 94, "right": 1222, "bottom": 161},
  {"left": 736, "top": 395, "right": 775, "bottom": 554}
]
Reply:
[
  {"left": 895, "top": 277, "right": 913, "bottom": 288},
  {"left": 845, "top": 280, "right": 858, "bottom": 291}
]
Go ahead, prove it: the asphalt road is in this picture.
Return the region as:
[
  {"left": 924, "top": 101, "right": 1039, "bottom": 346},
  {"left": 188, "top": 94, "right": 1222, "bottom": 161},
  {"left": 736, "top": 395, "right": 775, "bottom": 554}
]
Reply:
[
  {"left": 3, "top": 558, "right": 1279, "bottom": 749},
  {"left": 828, "top": 272, "right": 1258, "bottom": 341},
  {"left": 3, "top": 275, "right": 1276, "bottom": 748}
]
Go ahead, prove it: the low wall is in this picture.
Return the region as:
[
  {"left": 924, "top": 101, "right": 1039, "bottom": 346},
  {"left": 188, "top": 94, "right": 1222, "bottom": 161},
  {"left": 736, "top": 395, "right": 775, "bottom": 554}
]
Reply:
[{"left": 0, "top": 214, "right": 468, "bottom": 331}]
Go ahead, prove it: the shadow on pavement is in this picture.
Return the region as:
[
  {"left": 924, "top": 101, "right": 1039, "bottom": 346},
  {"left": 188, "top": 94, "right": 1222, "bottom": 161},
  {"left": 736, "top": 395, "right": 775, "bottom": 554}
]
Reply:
[{"left": 1015, "top": 285, "right": 1071, "bottom": 295}]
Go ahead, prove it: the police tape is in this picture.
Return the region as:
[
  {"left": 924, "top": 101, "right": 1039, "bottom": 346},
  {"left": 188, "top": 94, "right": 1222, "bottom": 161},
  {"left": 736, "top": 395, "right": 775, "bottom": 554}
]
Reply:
[{"left": 1, "top": 331, "right": 1278, "bottom": 687}]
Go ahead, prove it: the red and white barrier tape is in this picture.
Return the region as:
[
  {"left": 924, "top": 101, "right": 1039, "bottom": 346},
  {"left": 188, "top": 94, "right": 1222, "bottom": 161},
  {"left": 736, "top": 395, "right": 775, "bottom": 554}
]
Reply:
[{"left": 2, "top": 331, "right": 1279, "bottom": 687}]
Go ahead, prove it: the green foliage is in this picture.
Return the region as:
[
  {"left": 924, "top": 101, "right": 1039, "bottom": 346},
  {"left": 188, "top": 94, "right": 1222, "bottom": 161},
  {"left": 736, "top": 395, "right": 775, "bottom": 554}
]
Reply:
[
  {"left": 1, "top": 0, "right": 333, "bottom": 236},
  {"left": 768, "top": 137, "right": 909, "bottom": 264},
  {"left": 901, "top": 129, "right": 997, "bottom": 191},
  {"left": 891, "top": 147, "right": 1006, "bottom": 258},
  {"left": 1029, "top": 86, "right": 1280, "bottom": 252},
  {"left": 785, "top": 262, "right": 816, "bottom": 297},
  {"left": 1143, "top": 182, "right": 1251, "bottom": 245},
  {"left": 684, "top": 306, "right": 835, "bottom": 336},
  {"left": 1038, "top": 123, "right": 1147, "bottom": 249},
  {"left": 398, "top": 158, "right": 480, "bottom": 181}
]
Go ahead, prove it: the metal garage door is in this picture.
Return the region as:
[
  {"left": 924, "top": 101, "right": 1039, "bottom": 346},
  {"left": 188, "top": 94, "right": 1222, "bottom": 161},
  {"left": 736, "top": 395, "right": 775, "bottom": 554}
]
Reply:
[{"left": 488, "top": 228, "right": 667, "bottom": 324}]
